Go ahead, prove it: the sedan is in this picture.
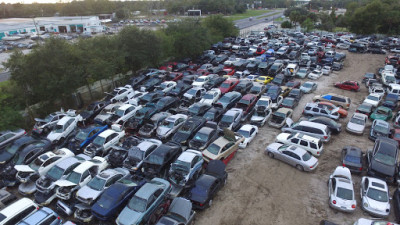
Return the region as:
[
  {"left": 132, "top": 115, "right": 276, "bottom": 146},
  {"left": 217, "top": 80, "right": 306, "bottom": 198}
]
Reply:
[
  {"left": 264, "top": 143, "right": 318, "bottom": 172},
  {"left": 334, "top": 81, "right": 360, "bottom": 91},
  {"left": 279, "top": 97, "right": 298, "bottom": 109},
  {"left": 363, "top": 94, "right": 383, "bottom": 108},
  {"left": 321, "top": 66, "right": 332, "bottom": 75},
  {"left": 308, "top": 117, "right": 342, "bottom": 134},
  {"left": 308, "top": 70, "right": 323, "bottom": 80},
  {"left": 341, "top": 146, "right": 364, "bottom": 174},
  {"left": 328, "top": 166, "right": 356, "bottom": 212},
  {"left": 370, "top": 106, "right": 393, "bottom": 121},
  {"left": 361, "top": 176, "right": 390, "bottom": 218},
  {"left": 369, "top": 119, "right": 391, "bottom": 141},
  {"left": 0, "top": 129, "right": 26, "bottom": 149},
  {"left": 237, "top": 124, "right": 258, "bottom": 148},
  {"left": 296, "top": 67, "right": 310, "bottom": 79},
  {"left": 346, "top": 113, "right": 368, "bottom": 135},
  {"left": 356, "top": 103, "right": 373, "bottom": 117},
  {"left": 300, "top": 81, "right": 317, "bottom": 93}
]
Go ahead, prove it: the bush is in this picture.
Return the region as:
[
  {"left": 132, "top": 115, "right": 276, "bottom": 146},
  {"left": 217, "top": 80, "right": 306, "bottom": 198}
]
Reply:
[{"left": 281, "top": 21, "right": 293, "bottom": 28}]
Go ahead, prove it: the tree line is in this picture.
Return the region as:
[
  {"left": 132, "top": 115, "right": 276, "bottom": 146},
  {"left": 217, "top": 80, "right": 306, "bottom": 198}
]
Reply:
[{"left": 0, "top": 15, "right": 238, "bottom": 130}]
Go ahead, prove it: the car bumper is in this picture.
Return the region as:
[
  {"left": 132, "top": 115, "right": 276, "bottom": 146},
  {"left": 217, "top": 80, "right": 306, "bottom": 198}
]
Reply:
[
  {"left": 329, "top": 202, "right": 356, "bottom": 213},
  {"left": 362, "top": 205, "right": 389, "bottom": 218},
  {"left": 346, "top": 127, "right": 364, "bottom": 135},
  {"left": 305, "top": 162, "right": 318, "bottom": 172}
]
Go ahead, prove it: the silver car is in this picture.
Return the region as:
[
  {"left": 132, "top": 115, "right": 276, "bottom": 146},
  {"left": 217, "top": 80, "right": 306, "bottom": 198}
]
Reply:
[
  {"left": 360, "top": 176, "right": 390, "bottom": 217},
  {"left": 346, "top": 113, "right": 368, "bottom": 135},
  {"left": 300, "top": 81, "right": 317, "bottom": 93},
  {"left": 264, "top": 143, "right": 318, "bottom": 172},
  {"left": 156, "top": 114, "right": 188, "bottom": 140},
  {"left": 328, "top": 166, "right": 356, "bottom": 212}
]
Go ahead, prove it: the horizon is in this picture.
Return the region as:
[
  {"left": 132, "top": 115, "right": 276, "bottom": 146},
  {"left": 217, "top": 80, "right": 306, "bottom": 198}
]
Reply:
[{"left": 1, "top": 0, "right": 156, "bottom": 3}]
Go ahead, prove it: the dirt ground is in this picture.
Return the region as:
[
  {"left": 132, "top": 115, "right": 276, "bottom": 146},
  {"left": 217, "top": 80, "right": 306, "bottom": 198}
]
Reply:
[{"left": 194, "top": 52, "right": 388, "bottom": 225}]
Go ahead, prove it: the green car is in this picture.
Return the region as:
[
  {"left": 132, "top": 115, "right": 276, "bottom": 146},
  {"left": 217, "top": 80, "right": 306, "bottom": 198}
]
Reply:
[{"left": 370, "top": 106, "right": 393, "bottom": 121}]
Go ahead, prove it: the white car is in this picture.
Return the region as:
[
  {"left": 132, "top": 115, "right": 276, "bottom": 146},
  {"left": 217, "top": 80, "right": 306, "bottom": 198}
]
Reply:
[
  {"left": 353, "top": 218, "right": 399, "bottom": 225},
  {"left": 155, "top": 81, "right": 176, "bottom": 94},
  {"left": 183, "top": 87, "right": 206, "bottom": 100},
  {"left": 125, "top": 91, "right": 148, "bottom": 106},
  {"left": 336, "top": 43, "right": 349, "bottom": 50},
  {"left": 106, "top": 104, "right": 142, "bottom": 125},
  {"left": 363, "top": 93, "right": 383, "bottom": 107},
  {"left": 47, "top": 113, "right": 83, "bottom": 144},
  {"left": 346, "top": 113, "right": 368, "bottom": 135},
  {"left": 360, "top": 176, "right": 391, "bottom": 218},
  {"left": 328, "top": 166, "right": 356, "bottom": 212},
  {"left": 94, "top": 103, "right": 123, "bottom": 125},
  {"left": 237, "top": 124, "right": 258, "bottom": 148},
  {"left": 321, "top": 66, "right": 332, "bottom": 75},
  {"left": 192, "top": 76, "right": 210, "bottom": 87},
  {"left": 156, "top": 114, "right": 188, "bottom": 140},
  {"left": 369, "top": 85, "right": 385, "bottom": 97},
  {"left": 308, "top": 70, "right": 323, "bottom": 80},
  {"left": 250, "top": 108, "right": 272, "bottom": 127},
  {"left": 108, "top": 85, "right": 135, "bottom": 103},
  {"left": 199, "top": 88, "right": 221, "bottom": 106},
  {"left": 83, "top": 125, "right": 125, "bottom": 157},
  {"left": 390, "top": 47, "right": 400, "bottom": 53}
]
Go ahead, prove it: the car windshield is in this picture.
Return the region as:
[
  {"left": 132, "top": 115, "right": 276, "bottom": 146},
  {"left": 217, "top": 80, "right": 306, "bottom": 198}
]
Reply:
[
  {"left": 87, "top": 176, "right": 106, "bottom": 191},
  {"left": 336, "top": 187, "right": 353, "bottom": 200},
  {"left": 46, "top": 165, "right": 64, "bottom": 180},
  {"left": 206, "top": 143, "right": 221, "bottom": 155},
  {"left": 92, "top": 136, "right": 106, "bottom": 147},
  {"left": 257, "top": 100, "right": 270, "bottom": 106},
  {"left": 367, "top": 96, "right": 379, "bottom": 101},
  {"left": 359, "top": 104, "right": 371, "bottom": 111},
  {"left": 238, "top": 129, "right": 250, "bottom": 138},
  {"left": 146, "top": 153, "right": 164, "bottom": 165},
  {"left": 54, "top": 124, "right": 64, "bottom": 133},
  {"left": 374, "top": 152, "right": 396, "bottom": 166},
  {"left": 239, "top": 99, "right": 250, "bottom": 105},
  {"left": 75, "top": 130, "right": 89, "bottom": 141},
  {"left": 302, "top": 152, "right": 312, "bottom": 161},
  {"left": 189, "top": 105, "right": 201, "bottom": 114},
  {"left": 345, "top": 155, "right": 361, "bottom": 164},
  {"left": 220, "top": 83, "right": 230, "bottom": 88},
  {"left": 128, "top": 196, "right": 147, "bottom": 212},
  {"left": 218, "top": 96, "right": 230, "bottom": 104},
  {"left": 386, "top": 76, "right": 395, "bottom": 82},
  {"left": 303, "top": 83, "right": 313, "bottom": 88},
  {"left": 187, "top": 89, "right": 197, "bottom": 96},
  {"left": 171, "top": 160, "right": 190, "bottom": 174},
  {"left": 203, "top": 93, "right": 214, "bottom": 99},
  {"left": 374, "top": 124, "right": 389, "bottom": 134},
  {"left": 367, "top": 188, "right": 388, "bottom": 202},
  {"left": 195, "top": 77, "right": 206, "bottom": 82},
  {"left": 161, "top": 120, "right": 174, "bottom": 129},
  {"left": 299, "top": 69, "right": 307, "bottom": 73},
  {"left": 350, "top": 117, "right": 364, "bottom": 125},
  {"left": 66, "top": 171, "right": 81, "bottom": 184},
  {"left": 193, "top": 132, "right": 209, "bottom": 142},
  {"left": 221, "top": 115, "right": 233, "bottom": 123},
  {"left": 43, "top": 115, "right": 53, "bottom": 123},
  {"left": 115, "top": 109, "right": 125, "bottom": 117},
  {"left": 282, "top": 98, "right": 294, "bottom": 105}
]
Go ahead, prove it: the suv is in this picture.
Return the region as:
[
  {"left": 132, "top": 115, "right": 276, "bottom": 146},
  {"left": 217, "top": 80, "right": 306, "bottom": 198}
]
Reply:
[
  {"left": 276, "top": 132, "right": 324, "bottom": 157},
  {"left": 17, "top": 207, "right": 62, "bottom": 225},
  {"left": 282, "top": 119, "right": 331, "bottom": 143},
  {"left": 313, "top": 93, "right": 351, "bottom": 109},
  {"left": 367, "top": 137, "right": 399, "bottom": 184},
  {"left": 303, "top": 103, "right": 340, "bottom": 120}
]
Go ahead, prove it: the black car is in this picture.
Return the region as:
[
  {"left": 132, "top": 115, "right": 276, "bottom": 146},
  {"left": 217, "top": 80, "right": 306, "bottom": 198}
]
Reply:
[
  {"left": 138, "top": 92, "right": 163, "bottom": 106},
  {"left": 203, "top": 107, "right": 225, "bottom": 123},
  {"left": 362, "top": 72, "right": 377, "bottom": 84},
  {"left": 233, "top": 80, "right": 253, "bottom": 95},
  {"left": 369, "top": 48, "right": 386, "bottom": 54},
  {"left": 246, "top": 60, "right": 260, "bottom": 72},
  {"left": 288, "top": 51, "right": 300, "bottom": 60},
  {"left": 356, "top": 103, "right": 373, "bottom": 116},
  {"left": 142, "top": 142, "right": 182, "bottom": 178},
  {"left": 341, "top": 146, "right": 364, "bottom": 174},
  {"left": 204, "top": 77, "right": 226, "bottom": 90},
  {"left": 272, "top": 74, "right": 287, "bottom": 86},
  {"left": 130, "top": 74, "right": 148, "bottom": 87},
  {"left": 171, "top": 117, "right": 207, "bottom": 146},
  {"left": 168, "top": 83, "right": 192, "bottom": 97},
  {"left": 1, "top": 138, "right": 52, "bottom": 186},
  {"left": 124, "top": 105, "right": 159, "bottom": 133},
  {"left": 79, "top": 101, "right": 108, "bottom": 124},
  {"left": 279, "top": 97, "right": 298, "bottom": 109},
  {"left": 214, "top": 91, "right": 242, "bottom": 110},
  {"left": 188, "top": 122, "right": 219, "bottom": 150},
  {"left": 0, "top": 136, "right": 38, "bottom": 166},
  {"left": 155, "top": 96, "right": 180, "bottom": 112},
  {"left": 257, "top": 62, "right": 271, "bottom": 75},
  {"left": 182, "top": 75, "right": 199, "bottom": 85},
  {"left": 393, "top": 188, "right": 400, "bottom": 223},
  {"left": 288, "top": 88, "right": 303, "bottom": 101},
  {"left": 264, "top": 85, "right": 281, "bottom": 102},
  {"left": 139, "top": 77, "right": 163, "bottom": 92},
  {"left": 308, "top": 116, "right": 342, "bottom": 134},
  {"left": 367, "top": 137, "right": 399, "bottom": 184},
  {"left": 211, "top": 54, "right": 228, "bottom": 66},
  {"left": 268, "top": 63, "right": 284, "bottom": 76},
  {"left": 189, "top": 160, "right": 227, "bottom": 209},
  {"left": 187, "top": 103, "right": 211, "bottom": 117}
]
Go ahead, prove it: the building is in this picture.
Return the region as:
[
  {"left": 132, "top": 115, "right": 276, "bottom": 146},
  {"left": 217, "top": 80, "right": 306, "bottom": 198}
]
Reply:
[{"left": 0, "top": 16, "right": 105, "bottom": 40}]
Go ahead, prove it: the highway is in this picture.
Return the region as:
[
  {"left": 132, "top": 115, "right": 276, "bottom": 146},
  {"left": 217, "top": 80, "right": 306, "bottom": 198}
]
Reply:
[{"left": 234, "top": 9, "right": 284, "bottom": 30}]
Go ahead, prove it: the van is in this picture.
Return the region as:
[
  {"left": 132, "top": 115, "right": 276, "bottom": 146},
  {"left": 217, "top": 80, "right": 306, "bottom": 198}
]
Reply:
[
  {"left": 276, "top": 132, "right": 324, "bottom": 157},
  {"left": 303, "top": 103, "right": 340, "bottom": 120},
  {"left": 313, "top": 93, "right": 351, "bottom": 109},
  {"left": 387, "top": 84, "right": 400, "bottom": 97},
  {"left": 282, "top": 119, "right": 331, "bottom": 142},
  {"left": 0, "top": 198, "right": 38, "bottom": 225}
]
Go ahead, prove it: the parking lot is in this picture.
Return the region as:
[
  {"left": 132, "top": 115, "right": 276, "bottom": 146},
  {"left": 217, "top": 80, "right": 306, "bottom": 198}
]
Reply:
[{"left": 195, "top": 52, "right": 388, "bottom": 225}]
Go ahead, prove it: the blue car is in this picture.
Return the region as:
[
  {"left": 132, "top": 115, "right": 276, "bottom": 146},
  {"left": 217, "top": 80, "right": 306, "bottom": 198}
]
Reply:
[
  {"left": 91, "top": 176, "right": 146, "bottom": 221},
  {"left": 67, "top": 125, "right": 107, "bottom": 153}
]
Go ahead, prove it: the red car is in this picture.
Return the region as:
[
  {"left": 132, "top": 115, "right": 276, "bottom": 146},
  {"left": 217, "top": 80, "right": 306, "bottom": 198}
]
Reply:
[
  {"left": 334, "top": 80, "right": 360, "bottom": 91},
  {"left": 222, "top": 67, "right": 235, "bottom": 76},
  {"left": 235, "top": 94, "right": 257, "bottom": 117},
  {"left": 219, "top": 78, "right": 239, "bottom": 94},
  {"left": 385, "top": 55, "right": 400, "bottom": 66},
  {"left": 392, "top": 129, "right": 400, "bottom": 145}
]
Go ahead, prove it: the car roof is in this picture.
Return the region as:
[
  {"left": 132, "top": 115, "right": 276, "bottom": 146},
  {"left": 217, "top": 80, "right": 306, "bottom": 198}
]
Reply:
[
  {"left": 242, "top": 94, "right": 256, "bottom": 100},
  {"left": 118, "top": 104, "right": 134, "bottom": 111},
  {"left": 196, "top": 174, "right": 217, "bottom": 188},
  {"left": 57, "top": 116, "right": 74, "bottom": 125},
  {"left": 239, "top": 124, "right": 255, "bottom": 132},
  {"left": 135, "top": 182, "right": 163, "bottom": 199},
  {"left": 56, "top": 156, "right": 81, "bottom": 169},
  {"left": 294, "top": 133, "right": 319, "bottom": 142},
  {"left": 73, "top": 158, "right": 103, "bottom": 173},
  {"left": 177, "top": 151, "right": 199, "bottom": 163},
  {"left": 98, "top": 129, "right": 116, "bottom": 138},
  {"left": 198, "top": 126, "right": 215, "bottom": 135},
  {"left": 22, "top": 207, "right": 55, "bottom": 224}
]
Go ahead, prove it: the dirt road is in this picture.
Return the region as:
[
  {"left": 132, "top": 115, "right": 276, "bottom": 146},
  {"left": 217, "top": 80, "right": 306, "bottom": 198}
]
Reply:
[{"left": 194, "top": 52, "right": 388, "bottom": 225}]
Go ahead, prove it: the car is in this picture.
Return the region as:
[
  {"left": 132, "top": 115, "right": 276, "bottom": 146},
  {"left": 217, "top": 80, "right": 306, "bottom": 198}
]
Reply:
[
  {"left": 382, "top": 93, "right": 398, "bottom": 110},
  {"left": 94, "top": 103, "right": 123, "bottom": 125},
  {"left": 155, "top": 197, "right": 195, "bottom": 225},
  {"left": 156, "top": 114, "right": 188, "bottom": 141},
  {"left": 308, "top": 70, "right": 323, "bottom": 79},
  {"left": 204, "top": 76, "right": 226, "bottom": 90},
  {"left": 308, "top": 116, "right": 342, "bottom": 134},
  {"left": 183, "top": 87, "right": 206, "bottom": 102},
  {"left": 316, "top": 102, "right": 348, "bottom": 118},
  {"left": 300, "top": 81, "right": 317, "bottom": 93},
  {"left": 171, "top": 117, "right": 206, "bottom": 146},
  {"left": 360, "top": 176, "right": 391, "bottom": 217},
  {"left": 16, "top": 207, "right": 62, "bottom": 225},
  {"left": 336, "top": 43, "right": 349, "bottom": 49},
  {"left": 303, "top": 103, "right": 340, "bottom": 121},
  {"left": 202, "top": 129, "right": 244, "bottom": 164},
  {"left": 255, "top": 76, "right": 273, "bottom": 84},
  {"left": 249, "top": 83, "right": 267, "bottom": 97},
  {"left": 233, "top": 80, "right": 253, "bottom": 95},
  {"left": 334, "top": 81, "right": 360, "bottom": 91},
  {"left": 199, "top": 88, "right": 221, "bottom": 106},
  {"left": 122, "top": 139, "right": 162, "bottom": 173},
  {"left": 341, "top": 146, "right": 364, "bottom": 174},
  {"left": 363, "top": 93, "right": 383, "bottom": 108},
  {"left": 332, "top": 62, "right": 344, "bottom": 71},
  {"left": 272, "top": 74, "right": 287, "bottom": 86},
  {"left": 168, "top": 150, "right": 204, "bottom": 189},
  {"left": 115, "top": 178, "right": 171, "bottom": 225},
  {"left": 353, "top": 218, "right": 398, "bottom": 225},
  {"left": 393, "top": 188, "right": 400, "bottom": 223},
  {"left": 288, "top": 88, "right": 303, "bottom": 101},
  {"left": 188, "top": 122, "right": 219, "bottom": 150},
  {"left": 189, "top": 160, "right": 227, "bottom": 209},
  {"left": 67, "top": 125, "right": 108, "bottom": 154},
  {"left": 142, "top": 142, "right": 182, "bottom": 178},
  {"left": 392, "top": 129, "right": 400, "bottom": 145},
  {"left": 328, "top": 166, "right": 356, "bottom": 212},
  {"left": 321, "top": 66, "right": 332, "bottom": 75},
  {"left": 192, "top": 76, "right": 210, "bottom": 87},
  {"left": 0, "top": 189, "right": 16, "bottom": 210},
  {"left": 214, "top": 91, "right": 241, "bottom": 110},
  {"left": 265, "top": 143, "right": 318, "bottom": 172},
  {"left": 313, "top": 93, "right": 351, "bottom": 109},
  {"left": 168, "top": 83, "right": 192, "bottom": 97},
  {"left": 296, "top": 67, "right": 310, "bottom": 79},
  {"left": 139, "top": 77, "right": 163, "bottom": 92},
  {"left": 55, "top": 156, "right": 109, "bottom": 201},
  {"left": 264, "top": 86, "right": 283, "bottom": 109},
  {"left": 0, "top": 129, "right": 26, "bottom": 149},
  {"left": 32, "top": 110, "right": 68, "bottom": 136},
  {"left": 75, "top": 168, "right": 129, "bottom": 206},
  {"left": 237, "top": 124, "right": 258, "bottom": 148},
  {"left": 280, "top": 97, "right": 298, "bottom": 109},
  {"left": 285, "top": 80, "right": 301, "bottom": 89},
  {"left": 356, "top": 103, "right": 374, "bottom": 117},
  {"left": 91, "top": 176, "right": 146, "bottom": 221},
  {"left": 218, "top": 108, "right": 243, "bottom": 131},
  {"left": 203, "top": 107, "right": 225, "bottom": 123},
  {"left": 219, "top": 78, "right": 240, "bottom": 94},
  {"left": 235, "top": 94, "right": 257, "bottom": 121},
  {"left": 155, "top": 96, "right": 180, "bottom": 112},
  {"left": 83, "top": 126, "right": 125, "bottom": 157},
  {"left": 367, "top": 137, "right": 399, "bottom": 183},
  {"left": 124, "top": 105, "right": 159, "bottom": 133},
  {"left": 346, "top": 113, "right": 368, "bottom": 135},
  {"left": 268, "top": 108, "right": 293, "bottom": 128},
  {"left": 370, "top": 106, "right": 393, "bottom": 121},
  {"left": 124, "top": 92, "right": 147, "bottom": 106},
  {"left": 250, "top": 105, "right": 272, "bottom": 127},
  {"left": 46, "top": 114, "right": 83, "bottom": 145},
  {"left": 107, "top": 85, "right": 135, "bottom": 103},
  {"left": 369, "top": 120, "right": 391, "bottom": 141}
]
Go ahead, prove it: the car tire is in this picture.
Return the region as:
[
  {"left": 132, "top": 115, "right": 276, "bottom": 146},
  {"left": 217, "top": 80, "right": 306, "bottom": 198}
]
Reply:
[
  {"left": 296, "top": 165, "right": 304, "bottom": 171},
  {"left": 268, "top": 152, "right": 274, "bottom": 158}
]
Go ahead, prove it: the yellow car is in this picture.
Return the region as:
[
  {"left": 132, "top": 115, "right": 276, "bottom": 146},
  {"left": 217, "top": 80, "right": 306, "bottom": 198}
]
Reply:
[{"left": 255, "top": 76, "right": 273, "bottom": 84}]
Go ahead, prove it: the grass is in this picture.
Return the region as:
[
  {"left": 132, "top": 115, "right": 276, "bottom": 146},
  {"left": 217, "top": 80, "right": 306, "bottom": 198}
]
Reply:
[
  {"left": 274, "top": 17, "right": 284, "bottom": 22},
  {"left": 225, "top": 9, "right": 272, "bottom": 22}
]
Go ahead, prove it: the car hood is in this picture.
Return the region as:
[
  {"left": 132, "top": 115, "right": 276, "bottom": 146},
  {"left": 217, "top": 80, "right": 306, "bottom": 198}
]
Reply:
[
  {"left": 199, "top": 99, "right": 213, "bottom": 105},
  {"left": 300, "top": 87, "right": 311, "bottom": 92},
  {"left": 173, "top": 132, "right": 190, "bottom": 143},
  {"left": 95, "top": 114, "right": 112, "bottom": 122},
  {"left": 370, "top": 159, "right": 395, "bottom": 177},
  {"left": 347, "top": 123, "right": 364, "bottom": 132},
  {"left": 117, "top": 207, "right": 143, "bottom": 225},
  {"left": 267, "top": 142, "right": 282, "bottom": 151},
  {"left": 192, "top": 82, "right": 204, "bottom": 86},
  {"left": 77, "top": 185, "right": 102, "bottom": 201},
  {"left": 364, "top": 196, "right": 389, "bottom": 213},
  {"left": 80, "top": 111, "right": 93, "bottom": 120},
  {"left": 14, "top": 165, "right": 35, "bottom": 173},
  {"left": 55, "top": 180, "right": 76, "bottom": 187},
  {"left": 47, "top": 132, "right": 61, "bottom": 142},
  {"left": 157, "top": 127, "right": 171, "bottom": 136},
  {"left": 371, "top": 114, "right": 387, "bottom": 120},
  {"left": 251, "top": 115, "right": 265, "bottom": 121},
  {"left": 363, "top": 99, "right": 378, "bottom": 106}
]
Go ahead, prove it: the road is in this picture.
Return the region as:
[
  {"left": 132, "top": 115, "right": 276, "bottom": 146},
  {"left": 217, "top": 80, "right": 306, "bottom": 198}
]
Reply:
[
  {"left": 0, "top": 71, "right": 10, "bottom": 82},
  {"left": 233, "top": 9, "right": 284, "bottom": 30}
]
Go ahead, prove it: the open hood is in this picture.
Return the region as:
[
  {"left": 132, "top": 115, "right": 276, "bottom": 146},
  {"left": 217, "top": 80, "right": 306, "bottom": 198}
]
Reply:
[
  {"left": 14, "top": 165, "right": 35, "bottom": 173},
  {"left": 55, "top": 180, "right": 76, "bottom": 187}
]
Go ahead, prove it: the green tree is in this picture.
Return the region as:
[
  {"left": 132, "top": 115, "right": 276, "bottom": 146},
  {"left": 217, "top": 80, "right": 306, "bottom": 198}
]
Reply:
[
  {"left": 281, "top": 20, "right": 293, "bottom": 28},
  {"left": 301, "top": 18, "right": 314, "bottom": 32},
  {"left": 203, "top": 15, "right": 238, "bottom": 42}
]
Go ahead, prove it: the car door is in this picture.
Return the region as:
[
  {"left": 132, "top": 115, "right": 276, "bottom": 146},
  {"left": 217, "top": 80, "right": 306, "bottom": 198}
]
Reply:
[
  {"left": 279, "top": 150, "right": 296, "bottom": 166},
  {"left": 328, "top": 178, "right": 336, "bottom": 198},
  {"left": 104, "top": 133, "right": 118, "bottom": 150}
]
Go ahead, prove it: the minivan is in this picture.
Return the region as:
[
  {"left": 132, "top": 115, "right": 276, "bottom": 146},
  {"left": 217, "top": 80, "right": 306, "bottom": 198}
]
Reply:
[
  {"left": 0, "top": 198, "right": 38, "bottom": 225},
  {"left": 17, "top": 207, "right": 61, "bottom": 225},
  {"left": 387, "top": 84, "right": 400, "bottom": 97},
  {"left": 282, "top": 119, "right": 331, "bottom": 142}
]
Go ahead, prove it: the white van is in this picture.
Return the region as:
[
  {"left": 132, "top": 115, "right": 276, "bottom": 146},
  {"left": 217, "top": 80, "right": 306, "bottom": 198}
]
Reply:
[
  {"left": 282, "top": 119, "right": 331, "bottom": 142},
  {"left": 0, "top": 198, "right": 38, "bottom": 225},
  {"left": 382, "top": 72, "right": 396, "bottom": 86},
  {"left": 276, "top": 132, "right": 324, "bottom": 157}
]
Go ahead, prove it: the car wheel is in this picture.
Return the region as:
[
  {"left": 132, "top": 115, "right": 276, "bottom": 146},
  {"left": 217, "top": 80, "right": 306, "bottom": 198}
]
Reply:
[
  {"left": 267, "top": 152, "right": 274, "bottom": 158},
  {"left": 58, "top": 137, "right": 65, "bottom": 145},
  {"left": 296, "top": 165, "right": 304, "bottom": 171}
]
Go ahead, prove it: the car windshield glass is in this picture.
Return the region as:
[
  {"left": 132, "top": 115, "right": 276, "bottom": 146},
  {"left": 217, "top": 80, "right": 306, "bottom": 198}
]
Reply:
[
  {"left": 161, "top": 120, "right": 174, "bottom": 129},
  {"left": 299, "top": 69, "right": 307, "bottom": 73},
  {"left": 193, "top": 132, "right": 209, "bottom": 142},
  {"left": 66, "top": 171, "right": 81, "bottom": 184},
  {"left": 221, "top": 115, "right": 233, "bottom": 123},
  {"left": 54, "top": 124, "right": 64, "bottom": 133},
  {"left": 367, "top": 96, "right": 379, "bottom": 101},
  {"left": 92, "top": 136, "right": 105, "bottom": 147},
  {"left": 147, "top": 153, "right": 163, "bottom": 165},
  {"left": 344, "top": 155, "right": 360, "bottom": 163},
  {"left": 115, "top": 109, "right": 125, "bottom": 117},
  {"left": 128, "top": 196, "right": 147, "bottom": 212},
  {"left": 75, "top": 130, "right": 89, "bottom": 141},
  {"left": 129, "top": 148, "right": 144, "bottom": 160},
  {"left": 206, "top": 143, "right": 221, "bottom": 155},
  {"left": 5, "top": 144, "right": 19, "bottom": 155},
  {"left": 367, "top": 188, "right": 388, "bottom": 202},
  {"left": 218, "top": 96, "right": 230, "bottom": 103},
  {"left": 189, "top": 105, "right": 201, "bottom": 114},
  {"left": 374, "top": 152, "right": 396, "bottom": 166},
  {"left": 278, "top": 145, "right": 289, "bottom": 151},
  {"left": 386, "top": 76, "right": 395, "bottom": 82},
  {"left": 283, "top": 98, "right": 293, "bottom": 105},
  {"left": 220, "top": 83, "right": 230, "bottom": 88},
  {"left": 171, "top": 160, "right": 190, "bottom": 174},
  {"left": 203, "top": 93, "right": 214, "bottom": 99},
  {"left": 187, "top": 89, "right": 197, "bottom": 95},
  {"left": 303, "top": 83, "right": 313, "bottom": 88},
  {"left": 302, "top": 152, "right": 312, "bottom": 161},
  {"left": 195, "top": 77, "right": 205, "bottom": 82},
  {"left": 336, "top": 187, "right": 353, "bottom": 200},
  {"left": 394, "top": 133, "right": 400, "bottom": 139},
  {"left": 374, "top": 124, "right": 389, "bottom": 134},
  {"left": 46, "top": 165, "right": 64, "bottom": 180},
  {"left": 267, "top": 88, "right": 276, "bottom": 94},
  {"left": 87, "top": 176, "right": 106, "bottom": 191},
  {"left": 350, "top": 117, "right": 364, "bottom": 125},
  {"left": 238, "top": 129, "right": 250, "bottom": 138},
  {"left": 257, "top": 100, "right": 270, "bottom": 106},
  {"left": 239, "top": 99, "right": 250, "bottom": 105}
]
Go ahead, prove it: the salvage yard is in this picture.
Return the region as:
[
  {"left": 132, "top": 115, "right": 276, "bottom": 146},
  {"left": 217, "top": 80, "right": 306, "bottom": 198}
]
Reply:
[{"left": 195, "top": 52, "right": 388, "bottom": 225}]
